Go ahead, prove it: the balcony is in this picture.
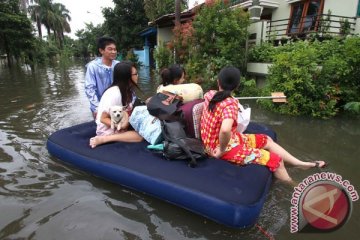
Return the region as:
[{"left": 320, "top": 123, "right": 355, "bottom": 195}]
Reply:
[
  {"left": 230, "top": 0, "right": 252, "bottom": 8},
  {"left": 265, "top": 13, "right": 357, "bottom": 43}
]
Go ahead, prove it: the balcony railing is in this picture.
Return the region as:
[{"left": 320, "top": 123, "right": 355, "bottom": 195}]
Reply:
[
  {"left": 266, "top": 14, "right": 356, "bottom": 42},
  {"left": 229, "top": 0, "right": 251, "bottom": 7}
]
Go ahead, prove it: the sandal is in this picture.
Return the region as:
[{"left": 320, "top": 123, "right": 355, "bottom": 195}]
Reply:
[{"left": 312, "top": 161, "right": 327, "bottom": 169}]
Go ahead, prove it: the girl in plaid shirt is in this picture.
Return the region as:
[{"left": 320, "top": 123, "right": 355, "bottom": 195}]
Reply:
[{"left": 200, "top": 67, "right": 326, "bottom": 183}]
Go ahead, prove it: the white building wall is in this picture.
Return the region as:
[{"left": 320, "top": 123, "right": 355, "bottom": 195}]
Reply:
[
  {"left": 271, "top": 1, "right": 291, "bottom": 20},
  {"left": 157, "top": 27, "right": 174, "bottom": 46},
  {"left": 323, "top": 0, "right": 358, "bottom": 17}
]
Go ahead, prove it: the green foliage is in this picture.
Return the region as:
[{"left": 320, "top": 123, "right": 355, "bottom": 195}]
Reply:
[
  {"left": 248, "top": 42, "right": 277, "bottom": 63},
  {"left": 186, "top": 54, "right": 233, "bottom": 90},
  {"left": 73, "top": 23, "right": 107, "bottom": 58},
  {"left": 182, "top": 0, "right": 250, "bottom": 84},
  {"left": 344, "top": 102, "right": 360, "bottom": 114},
  {"left": 0, "top": 0, "right": 35, "bottom": 66},
  {"left": 125, "top": 49, "right": 142, "bottom": 67},
  {"left": 103, "top": 0, "right": 149, "bottom": 56},
  {"left": 28, "top": 0, "right": 71, "bottom": 49},
  {"left": 319, "top": 37, "right": 360, "bottom": 104},
  {"left": 235, "top": 78, "right": 263, "bottom": 98},
  {"left": 153, "top": 43, "right": 174, "bottom": 70},
  {"left": 317, "top": 9, "right": 331, "bottom": 38},
  {"left": 172, "top": 22, "right": 194, "bottom": 64},
  {"left": 339, "top": 18, "right": 351, "bottom": 36},
  {"left": 257, "top": 37, "right": 360, "bottom": 118}
]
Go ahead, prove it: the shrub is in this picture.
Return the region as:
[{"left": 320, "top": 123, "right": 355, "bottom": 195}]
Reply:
[
  {"left": 264, "top": 41, "right": 339, "bottom": 118},
  {"left": 153, "top": 43, "right": 174, "bottom": 70},
  {"left": 248, "top": 42, "right": 276, "bottom": 63},
  {"left": 255, "top": 37, "right": 360, "bottom": 118},
  {"left": 184, "top": 0, "right": 250, "bottom": 83},
  {"left": 344, "top": 102, "right": 360, "bottom": 114}
]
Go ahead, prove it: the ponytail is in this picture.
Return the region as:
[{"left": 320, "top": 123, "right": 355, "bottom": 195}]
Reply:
[
  {"left": 208, "top": 66, "right": 241, "bottom": 112},
  {"left": 160, "top": 68, "right": 172, "bottom": 86},
  {"left": 160, "top": 64, "right": 185, "bottom": 86},
  {"left": 208, "top": 90, "right": 232, "bottom": 112}
]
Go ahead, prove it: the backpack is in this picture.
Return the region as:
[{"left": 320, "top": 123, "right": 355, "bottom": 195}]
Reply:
[
  {"left": 147, "top": 91, "right": 183, "bottom": 120},
  {"left": 161, "top": 120, "right": 206, "bottom": 167},
  {"left": 147, "top": 92, "right": 206, "bottom": 167}
]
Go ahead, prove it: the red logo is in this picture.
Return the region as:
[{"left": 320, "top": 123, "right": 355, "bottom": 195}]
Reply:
[{"left": 300, "top": 182, "right": 351, "bottom": 231}]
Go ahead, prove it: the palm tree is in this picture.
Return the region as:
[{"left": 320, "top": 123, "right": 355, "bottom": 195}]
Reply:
[
  {"left": 51, "top": 3, "right": 71, "bottom": 48},
  {"left": 28, "top": 0, "right": 54, "bottom": 38},
  {"left": 28, "top": 4, "right": 42, "bottom": 38}
]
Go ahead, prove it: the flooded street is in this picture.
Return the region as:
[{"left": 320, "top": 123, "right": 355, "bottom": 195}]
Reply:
[{"left": 0, "top": 60, "right": 359, "bottom": 239}]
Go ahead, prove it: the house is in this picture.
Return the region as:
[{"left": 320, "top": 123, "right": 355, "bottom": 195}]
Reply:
[
  {"left": 149, "top": 8, "right": 196, "bottom": 47},
  {"left": 243, "top": 0, "right": 360, "bottom": 45},
  {"left": 145, "top": 0, "right": 359, "bottom": 69},
  {"left": 190, "top": 0, "right": 360, "bottom": 44},
  {"left": 135, "top": 7, "right": 196, "bottom": 68},
  {"left": 135, "top": 27, "right": 157, "bottom": 68}
]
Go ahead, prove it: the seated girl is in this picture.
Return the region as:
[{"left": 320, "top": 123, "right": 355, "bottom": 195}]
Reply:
[
  {"left": 157, "top": 64, "right": 186, "bottom": 92},
  {"left": 200, "top": 66, "right": 326, "bottom": 184},
  {"left": 156, "top": 65, "right": 203, "bottom": 103},
  {"left": 89, "top": 62, "right": 143, "bottom": 148}
]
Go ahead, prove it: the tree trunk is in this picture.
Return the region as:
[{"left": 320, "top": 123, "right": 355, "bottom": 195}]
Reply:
[
  {"left": 46, "top": 27, "right": 51, "bottom": 38},
  {"left": 36, "top": 16, "right": 42, "bottom": 38},
  {"left": 4, "top": 36, "right": 12, "bottom": 67},
  {"left": 175, "top": 0, "right": 181, "bottom": 26}
]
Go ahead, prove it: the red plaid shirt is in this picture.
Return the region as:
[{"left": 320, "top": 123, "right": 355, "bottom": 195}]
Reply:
[{"left": 200, "top": 90, "right": 240, "bottom": 153}]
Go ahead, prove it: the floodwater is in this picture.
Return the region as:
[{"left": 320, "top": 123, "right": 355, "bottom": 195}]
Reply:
[{"left": 0, "top": 60, "right": 359, "bottom": 240}]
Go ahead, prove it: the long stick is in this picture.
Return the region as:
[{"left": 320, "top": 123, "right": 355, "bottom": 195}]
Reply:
[
  {"left": 235, "top": 92, "right": 287, "bottom": 103},
  {"left": 235, "top": 96, "right": 286, "bottom": 100}
]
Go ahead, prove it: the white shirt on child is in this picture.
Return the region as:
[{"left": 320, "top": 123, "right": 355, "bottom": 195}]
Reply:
[{"left": 96, "top": 86, "right": 123, "bottom": 136}]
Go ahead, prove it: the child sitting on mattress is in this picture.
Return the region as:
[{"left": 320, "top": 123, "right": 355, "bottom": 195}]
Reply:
[
  {"left": 89, "top": 61, "right": 143, "bottom": 148},
  {"left": 146, "top": 65, "right": 203, "bottom": 104},
  {"left": 200, "top": 66, "right": 326, "bottom": 184},
  {"left": 157, "top": 64, "right": 186, "bottom": 91}
]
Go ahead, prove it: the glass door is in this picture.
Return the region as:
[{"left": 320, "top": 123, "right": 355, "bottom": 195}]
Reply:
[{"left": 288, "top": 0, "right": 324, "bottom": 34}]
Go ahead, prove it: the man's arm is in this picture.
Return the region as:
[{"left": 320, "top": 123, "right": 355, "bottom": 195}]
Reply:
[{"left": 85, "top": 64, "right": 99, "bottom": 113}]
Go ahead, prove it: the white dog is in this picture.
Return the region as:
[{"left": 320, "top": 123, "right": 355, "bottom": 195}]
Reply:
[{"left": 109, "top": 105, "right": 128, "bottom": 131}]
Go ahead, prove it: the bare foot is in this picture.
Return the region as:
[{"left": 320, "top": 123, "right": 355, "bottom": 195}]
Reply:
[
  {"left": 297, "top": 161, "right": 327, "bottom": 170},
  {"left": 89, "top": 136, "right": 105, "bottom": 148},
  {"left": 277, "top": 178, "right": 298, "bottom": 187}
]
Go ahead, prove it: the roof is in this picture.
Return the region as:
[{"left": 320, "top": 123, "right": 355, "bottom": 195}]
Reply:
[
  {"left": 139, "top": 27, "right": 157, "bottom": 37},
  {"left": 149, "top": 4, "right": 203, "bottom": 28}
]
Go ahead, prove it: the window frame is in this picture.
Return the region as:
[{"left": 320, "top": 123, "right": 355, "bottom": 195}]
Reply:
[{"left": 287, "top": 0, "right": 324, "bottom": 35}]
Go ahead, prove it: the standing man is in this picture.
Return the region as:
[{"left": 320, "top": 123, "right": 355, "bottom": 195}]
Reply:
[{"left": 85, "top": 36, "right": 119, "bottom": 119}]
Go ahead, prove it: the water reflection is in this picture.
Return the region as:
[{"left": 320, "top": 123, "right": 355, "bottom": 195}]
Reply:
[
  {"left": 137, "top": 66, "right": 159, "bottom": 99},
  {"left": 0, "top": 60, "right": 359, "bottom": 239}
]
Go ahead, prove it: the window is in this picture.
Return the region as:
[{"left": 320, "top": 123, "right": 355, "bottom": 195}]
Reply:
[
  {"left": 357, "top": 0, "right": 360, "bottom": 17},
  {"left": 288, "top": 0, "right": 324, "bottom": 34}
]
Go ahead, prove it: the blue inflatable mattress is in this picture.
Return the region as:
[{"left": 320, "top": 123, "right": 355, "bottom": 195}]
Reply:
[{"left": 47, "top": 122, "right": 273, "bottom": 228}]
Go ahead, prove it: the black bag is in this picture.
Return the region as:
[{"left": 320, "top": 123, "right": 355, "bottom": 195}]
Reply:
[
  {"left": 161, "top": 120, "right": 206, "bottom": 167},
  {"left": 147, "top": 91, "right": 183, "bottom": 120},
  {"left": 133, "top": 97, "right": 146, "bottom": 108}
]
